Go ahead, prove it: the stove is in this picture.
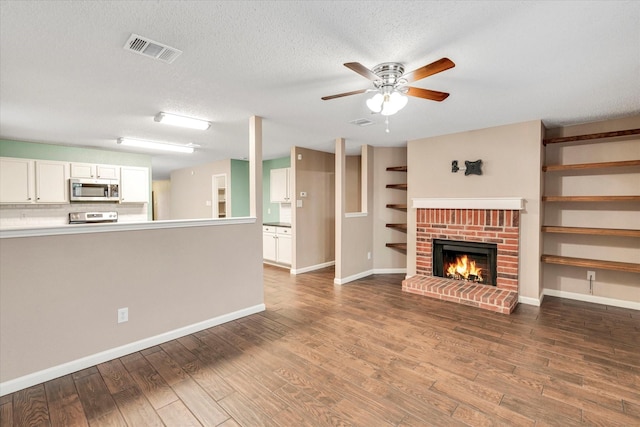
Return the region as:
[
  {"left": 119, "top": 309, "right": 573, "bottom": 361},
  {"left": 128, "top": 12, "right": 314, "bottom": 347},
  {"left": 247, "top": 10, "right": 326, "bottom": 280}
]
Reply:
[{"left": 69, "top": 211, "right": 118, "bottom": 224}]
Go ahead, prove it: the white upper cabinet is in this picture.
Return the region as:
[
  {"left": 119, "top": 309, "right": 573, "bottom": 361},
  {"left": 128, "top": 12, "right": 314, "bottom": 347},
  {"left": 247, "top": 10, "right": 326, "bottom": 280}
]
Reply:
[
  {"left": 120, "top": 166, "right": 149, "bottom": 203},
  {"left": 0, "top": 157, "right": 34, "bottom": 203},
  {"left": 0, "top": 158, "right": 69, "bottom": 204},
  {"left": 35, "top": 160, "right": 69, "bottom": 203},
  {"left": 70, "top": 163, "right": 95, "bottom": 179},
  {"left": 96, "top": 164, "right": 120, "bottom": 179},
  {"left": 70, "top": 162, "right": 119, "bottom": 179},
  {"left": 270, "top": 167, "right": 291, "bottom": 203}
]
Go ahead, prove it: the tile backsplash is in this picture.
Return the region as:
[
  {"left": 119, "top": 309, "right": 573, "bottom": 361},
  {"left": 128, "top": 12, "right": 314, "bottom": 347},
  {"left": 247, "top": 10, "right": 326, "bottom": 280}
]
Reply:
[{"left": 0, "top": 203, "right": 148, "bottom": 228}]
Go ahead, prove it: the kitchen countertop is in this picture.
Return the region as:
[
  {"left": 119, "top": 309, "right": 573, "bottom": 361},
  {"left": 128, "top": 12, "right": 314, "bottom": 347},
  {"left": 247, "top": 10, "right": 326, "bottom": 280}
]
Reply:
[{"left": 263, "top": 222, "right": 291, "bottom": 228}]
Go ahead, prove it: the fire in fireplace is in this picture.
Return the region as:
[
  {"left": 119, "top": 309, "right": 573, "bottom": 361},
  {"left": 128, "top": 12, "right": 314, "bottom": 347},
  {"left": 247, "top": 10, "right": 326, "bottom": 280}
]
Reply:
[{"left": 432, "top": 239, "right": 497, "bottom": 286}]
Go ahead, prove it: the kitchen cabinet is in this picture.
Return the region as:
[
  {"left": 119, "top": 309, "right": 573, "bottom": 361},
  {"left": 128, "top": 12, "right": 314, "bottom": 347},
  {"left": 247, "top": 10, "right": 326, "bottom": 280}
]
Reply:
[
  {"left": 35, "top": 160, "right": 69, "bottom": 203},
  {"left": 263, "top": 225, "right": 291, "bottom": 265},
  {"left": 0, "top": 157, "right": 34, "bottom": 203},
  {"left": 70, "top": 162, "right": 119, "bottom": 179},
  {"left": 0, "top": 157, "right": 69, "bottom": 204},
  {"left": 120, "top": 166, "right": 149, "bottom": 203},
  {"left": 270, "top": 167, "right": 291, "bottom": 203}
]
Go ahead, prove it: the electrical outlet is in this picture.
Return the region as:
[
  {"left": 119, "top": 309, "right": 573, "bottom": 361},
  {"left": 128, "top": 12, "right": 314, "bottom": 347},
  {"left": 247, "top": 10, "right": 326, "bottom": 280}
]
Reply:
[
  {"left": 587, "top": 270, "right": 595, "bottom": 281},
  {"left": 267, "top": 208, "right": 271, "bottom": 215},
  {"left": 367, "top": 252, "right": 371, "bottom": 260},
  {"left": 117, "top": 307, "right": 128, "bottom": 323}
]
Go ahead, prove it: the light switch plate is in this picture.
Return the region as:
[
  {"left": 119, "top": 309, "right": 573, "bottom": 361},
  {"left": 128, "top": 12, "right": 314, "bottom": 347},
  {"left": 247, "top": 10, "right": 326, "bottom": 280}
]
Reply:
[{"left": 297, "top": 200, "right": 303, "bottom": 208}]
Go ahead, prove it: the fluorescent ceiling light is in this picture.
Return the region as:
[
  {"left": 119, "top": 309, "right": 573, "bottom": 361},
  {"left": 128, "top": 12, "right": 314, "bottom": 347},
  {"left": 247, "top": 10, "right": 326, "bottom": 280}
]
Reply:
[
  {"left": 117, "top": 137, "right": 194, "bottom": 153},
  {"left": 154, "top": 112, "right": 211, "bottom": 130}
]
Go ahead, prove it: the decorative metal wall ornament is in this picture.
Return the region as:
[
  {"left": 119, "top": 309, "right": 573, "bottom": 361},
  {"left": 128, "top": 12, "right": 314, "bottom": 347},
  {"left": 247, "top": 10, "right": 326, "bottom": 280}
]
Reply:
[
  {"left": 451, "top": 159, "right": 483, "bottom": 175},
  {"left": 465, "top": 160, "right": 483, "bottom": 175}
]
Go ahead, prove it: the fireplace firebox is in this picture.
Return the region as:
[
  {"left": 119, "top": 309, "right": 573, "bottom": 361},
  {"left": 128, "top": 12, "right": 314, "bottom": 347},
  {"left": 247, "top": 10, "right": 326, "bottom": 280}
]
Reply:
[{"left": 432, "top": 239, "right": 497, "bottom": 286}]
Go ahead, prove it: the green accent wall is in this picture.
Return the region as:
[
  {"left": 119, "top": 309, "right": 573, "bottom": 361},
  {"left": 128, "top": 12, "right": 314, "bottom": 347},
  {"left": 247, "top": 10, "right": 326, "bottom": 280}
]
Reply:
[
  {"left": 263, "top": 156, "right": 291, "bottom": 223},
  {"left": 230, "top": 159, "right": 250, "bottom": 217},
  {"left": 0, "top": 139, "right": 152, "bottom": 168}
]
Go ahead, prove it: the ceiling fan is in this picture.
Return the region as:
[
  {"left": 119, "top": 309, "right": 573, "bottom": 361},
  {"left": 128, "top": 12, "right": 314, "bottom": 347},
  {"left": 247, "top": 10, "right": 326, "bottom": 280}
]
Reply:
[{"left": 321, "top": 58, "right": 455, "bottom": 116}]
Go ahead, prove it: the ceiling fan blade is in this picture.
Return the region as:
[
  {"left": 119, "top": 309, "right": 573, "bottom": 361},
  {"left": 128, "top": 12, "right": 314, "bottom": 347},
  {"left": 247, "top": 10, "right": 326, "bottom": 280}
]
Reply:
[
  {"left": 406, "top": 87, "right": 450, "bottom": 102},
  {"left": 403, "top": 58, "right": 455, "bottom": 83},
  {"left": 344, "top": 62, "right": 378, "bottom": 80},
  {"left": 321, "top": 89, "right": 368, "bottom": 101}
]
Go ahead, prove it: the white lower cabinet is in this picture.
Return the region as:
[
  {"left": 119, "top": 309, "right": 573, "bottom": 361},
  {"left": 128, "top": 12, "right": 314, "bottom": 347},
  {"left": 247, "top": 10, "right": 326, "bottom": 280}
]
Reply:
[{"left": 262, "top": 225, "right": 291, "bottom": 265}]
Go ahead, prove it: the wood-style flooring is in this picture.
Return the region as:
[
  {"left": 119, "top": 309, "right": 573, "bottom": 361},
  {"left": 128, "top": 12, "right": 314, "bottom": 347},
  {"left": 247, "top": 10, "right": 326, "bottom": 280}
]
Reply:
[{"left": 1, "top": 265, "right": 639, "bottom": 426}]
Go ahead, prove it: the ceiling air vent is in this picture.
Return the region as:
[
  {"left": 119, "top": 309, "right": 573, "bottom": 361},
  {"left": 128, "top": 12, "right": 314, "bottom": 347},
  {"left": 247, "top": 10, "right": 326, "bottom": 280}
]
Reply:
[
  {"left": 350, "top": 118, "right": 374, "bottom": 127},
  {"left": 123, "top": 34, "right": 182, "bottom": 64}
]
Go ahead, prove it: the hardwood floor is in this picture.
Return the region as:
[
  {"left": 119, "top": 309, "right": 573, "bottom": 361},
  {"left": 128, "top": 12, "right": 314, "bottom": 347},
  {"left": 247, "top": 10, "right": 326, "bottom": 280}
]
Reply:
[{"left": 2, "top": 265, "right": 639, "bottom": 426}]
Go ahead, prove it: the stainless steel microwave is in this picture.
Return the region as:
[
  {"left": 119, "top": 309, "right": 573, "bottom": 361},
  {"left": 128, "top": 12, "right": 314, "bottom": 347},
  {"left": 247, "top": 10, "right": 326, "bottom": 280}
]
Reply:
[{"left": 69, "top": 178, "right": 120, "bottom": 202}]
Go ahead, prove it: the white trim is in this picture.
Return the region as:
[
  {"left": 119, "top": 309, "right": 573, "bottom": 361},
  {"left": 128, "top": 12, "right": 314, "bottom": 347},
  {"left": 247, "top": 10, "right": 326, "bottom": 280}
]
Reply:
[
  {"left": 290, "top": 260, "right": 335, "bottom": 275},
  {"left": 334, "top": 269, "right": 374, "bottom": 285},
  {"left": 518, "top": 295, "right": 542, "bottom": 306},
  {"left": 543, "top": 288, "right": 640, "bottom": 311},
  {"left": 345, "top": 212, "right": 368, "bottom": 218},
  {"left": 262, "top": 260, "right": 291, "bottom": 270},
  {"left": 412, "top": 197, "right": 524, "bottom": 210},
  {"left": 0, "top": 304, "right": 265, "bottom": 397},
  {"left": 0, "top": 216, "right": 257, "bottom": 239},
  {"left": 373, "top": 268, "right": 407, "bottom": 275}
]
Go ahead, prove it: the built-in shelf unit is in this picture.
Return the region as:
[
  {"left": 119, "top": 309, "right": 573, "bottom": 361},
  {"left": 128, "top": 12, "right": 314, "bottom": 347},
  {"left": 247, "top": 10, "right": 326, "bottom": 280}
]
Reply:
[
  {"left": 540, "top": 127, "right": 640, "bottom": 273},
  {"left": 385, "top": 166, "right": 408, "bottom": 253}
]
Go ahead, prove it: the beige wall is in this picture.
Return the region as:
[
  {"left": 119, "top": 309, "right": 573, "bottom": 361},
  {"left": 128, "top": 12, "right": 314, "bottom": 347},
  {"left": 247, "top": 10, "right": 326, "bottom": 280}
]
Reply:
[
  {"left": 170, "top": 159, "right": 230, "bottom": 219},
  {"left": 407, "top": 120, "right": 544, "bottom": 300},
  {"left": 291, "top": 147, "right": 335, "bottom": 270},
  {"left": 152, "top": 179, "right": 171, "bottom": 220},
  {"left": 0, "top": 222, "right": 263, "bottom": 384},
  {"left": 345, "top": 155, "right": 362, "bottom": 213},
  {"left": 1, "top": 115, "right": 265, "bottom": 393},
  {"left": 335, "top": 143, "right": 374, "bottom": 282},
  {"left": 373, "top": 147, "right": 408, "bottom": 272},
  {"left": 543, "top": 115, "right": 640, "bottom": 302}
]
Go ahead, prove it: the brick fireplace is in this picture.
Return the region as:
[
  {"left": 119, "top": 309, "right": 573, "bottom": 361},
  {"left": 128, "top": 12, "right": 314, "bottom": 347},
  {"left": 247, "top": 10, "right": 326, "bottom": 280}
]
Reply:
[{"left": 402, "top": 198, "right": 523, "bottom": 314}]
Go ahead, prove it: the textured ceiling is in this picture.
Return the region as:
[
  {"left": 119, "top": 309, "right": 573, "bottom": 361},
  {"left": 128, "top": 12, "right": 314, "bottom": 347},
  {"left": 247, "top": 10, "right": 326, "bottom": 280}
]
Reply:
[{"left": 1, "top": 1, "right": 639, "bottom": 179}]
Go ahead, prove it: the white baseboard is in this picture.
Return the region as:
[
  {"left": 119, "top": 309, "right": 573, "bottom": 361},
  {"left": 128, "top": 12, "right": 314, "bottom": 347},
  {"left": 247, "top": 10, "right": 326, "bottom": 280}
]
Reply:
[
  {"left": 518, "top": 295, "right": 543, "bottom": 306},
  {"left": 0, "top": 304, "right": 266, "bottom": 397},
  {"left": 373, "top": 268, "right": 407, "bottom": 275},
  {"left": 290, "top": 260, "right": 335, "bottom": 275},
  {"left": 334, "top": 269, "right": 374, "bottom": 285},
  {"left": 543, "top": 288, "right": 640, "bottom": 311}
]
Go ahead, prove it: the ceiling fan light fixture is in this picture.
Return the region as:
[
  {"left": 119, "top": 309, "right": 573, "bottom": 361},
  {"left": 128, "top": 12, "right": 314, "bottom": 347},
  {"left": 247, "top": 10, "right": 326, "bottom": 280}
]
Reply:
[
  {"left": 369, "top": 90, "right": 408, "bottom": 116},
  {"left": 154, "top": 112, "right": 211, "bottom": 130},
  {"left": 366, "top": 93, "right": 384, "bottom": 113},
  {"left": 117, "top": 137, "right": 194, "bottom": 153}
]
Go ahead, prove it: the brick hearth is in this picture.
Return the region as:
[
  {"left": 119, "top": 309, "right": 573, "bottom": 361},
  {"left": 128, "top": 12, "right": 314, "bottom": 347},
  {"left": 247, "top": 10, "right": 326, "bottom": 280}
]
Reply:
[{"left": 403, "top": 208, "right": 520, "bottom": 314}]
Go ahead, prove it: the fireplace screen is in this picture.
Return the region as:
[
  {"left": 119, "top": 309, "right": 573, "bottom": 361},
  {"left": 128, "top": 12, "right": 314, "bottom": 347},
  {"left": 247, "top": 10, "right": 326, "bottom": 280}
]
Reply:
[{"left": 432, "top": 239, "right": 497, "bottom": 286}]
